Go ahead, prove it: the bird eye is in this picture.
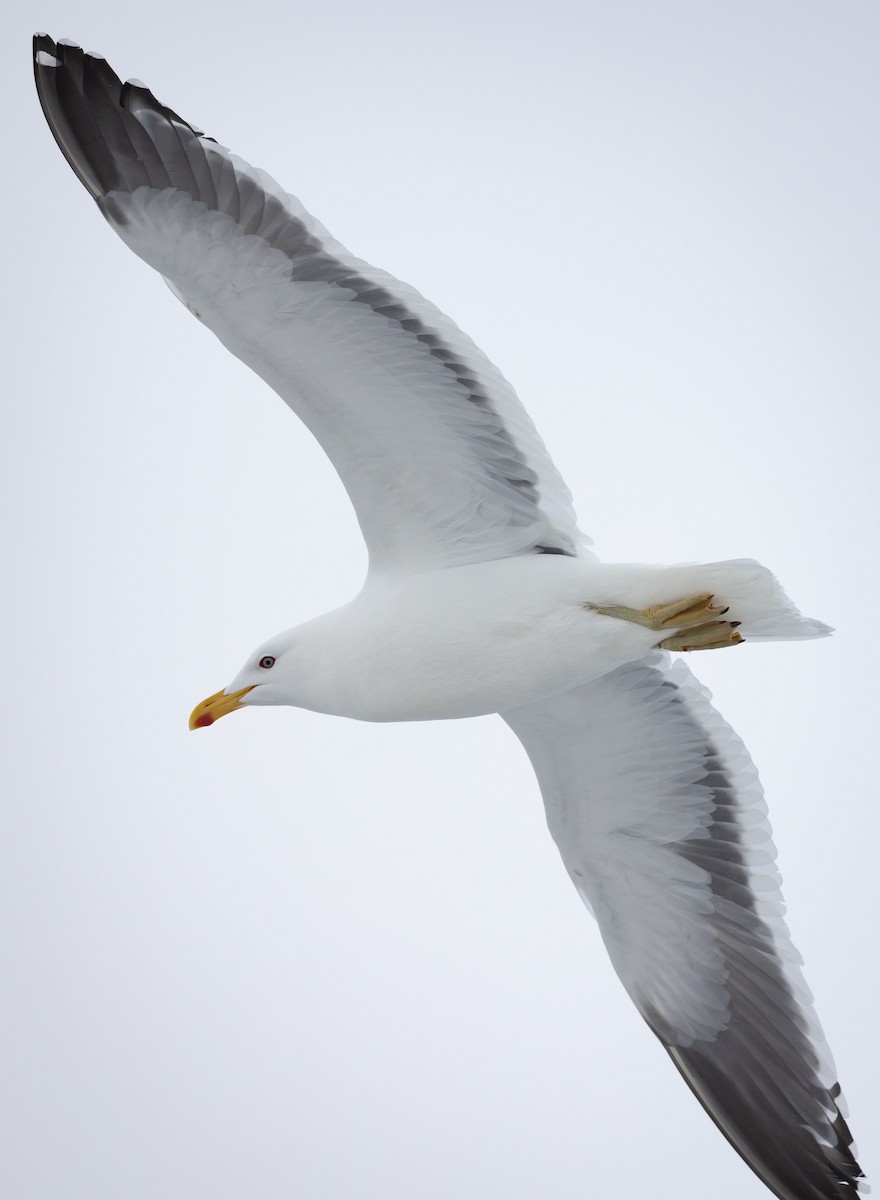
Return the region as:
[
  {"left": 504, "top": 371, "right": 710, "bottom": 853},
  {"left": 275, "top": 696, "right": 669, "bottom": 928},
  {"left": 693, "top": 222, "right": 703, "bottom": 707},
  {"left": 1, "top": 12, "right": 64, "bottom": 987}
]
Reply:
[{"left": 258, "top": 655, "right": 276, "bottom": 669}]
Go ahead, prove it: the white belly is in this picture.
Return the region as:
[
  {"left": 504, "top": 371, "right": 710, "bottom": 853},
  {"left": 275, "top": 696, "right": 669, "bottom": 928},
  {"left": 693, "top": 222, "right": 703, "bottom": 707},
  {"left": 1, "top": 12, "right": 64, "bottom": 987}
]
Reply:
[{"left": 292, "top": 556, "right": 659, "bottom": 722}]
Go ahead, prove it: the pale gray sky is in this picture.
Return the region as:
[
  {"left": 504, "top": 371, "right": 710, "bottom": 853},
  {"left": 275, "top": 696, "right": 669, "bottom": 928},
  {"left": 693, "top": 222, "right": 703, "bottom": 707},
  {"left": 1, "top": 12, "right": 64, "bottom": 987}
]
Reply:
[{"left": 4, "top": 2, "right": 878, "bottom": 1197}]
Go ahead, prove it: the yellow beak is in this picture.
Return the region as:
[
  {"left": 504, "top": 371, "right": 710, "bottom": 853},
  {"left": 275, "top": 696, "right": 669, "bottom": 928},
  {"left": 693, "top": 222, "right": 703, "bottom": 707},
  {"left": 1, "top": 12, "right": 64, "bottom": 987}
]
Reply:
[{"left": 189, "top": 685, "right": 255, "bottom": 730}]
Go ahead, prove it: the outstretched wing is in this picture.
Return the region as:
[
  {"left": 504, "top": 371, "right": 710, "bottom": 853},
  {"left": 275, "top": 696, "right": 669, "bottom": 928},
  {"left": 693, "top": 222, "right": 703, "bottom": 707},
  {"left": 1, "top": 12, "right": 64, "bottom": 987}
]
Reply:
[
  {"left": 503, "top": 654, "right": 865, "bottom": 1200},
  {"left": 33, "top": 35, "right": 588, "bottom": 575}
]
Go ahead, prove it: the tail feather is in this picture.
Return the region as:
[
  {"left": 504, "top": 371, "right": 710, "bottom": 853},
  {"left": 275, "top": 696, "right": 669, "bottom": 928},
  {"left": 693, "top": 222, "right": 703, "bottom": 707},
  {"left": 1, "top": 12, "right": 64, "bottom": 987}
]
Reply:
[
  {"left": 592, "top": 559, "right": 832, "bottom": 645},
  {"left": 698, "top": 558, "right": 833, "bottom": 642}
]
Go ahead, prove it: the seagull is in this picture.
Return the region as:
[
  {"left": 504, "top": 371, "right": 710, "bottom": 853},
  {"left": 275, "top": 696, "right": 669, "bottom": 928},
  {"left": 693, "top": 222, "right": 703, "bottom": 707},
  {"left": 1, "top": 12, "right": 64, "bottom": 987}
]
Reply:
[{"left": 33, "top": 34, "right": 865, "bottom": 1200}]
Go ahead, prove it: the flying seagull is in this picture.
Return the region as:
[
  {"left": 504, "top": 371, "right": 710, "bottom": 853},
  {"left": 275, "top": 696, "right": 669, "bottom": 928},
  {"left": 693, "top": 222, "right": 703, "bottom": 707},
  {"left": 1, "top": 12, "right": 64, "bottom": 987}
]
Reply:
[{"left": 33, "top": 34, "right": 865, "bottom": 1200}]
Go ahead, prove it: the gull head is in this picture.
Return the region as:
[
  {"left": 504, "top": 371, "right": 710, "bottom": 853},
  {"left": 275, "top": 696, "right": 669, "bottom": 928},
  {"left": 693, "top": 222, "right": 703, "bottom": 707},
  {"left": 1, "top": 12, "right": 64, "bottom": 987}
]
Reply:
[{"left": 189, "top": 634, "right": 297, "bottom": 729}]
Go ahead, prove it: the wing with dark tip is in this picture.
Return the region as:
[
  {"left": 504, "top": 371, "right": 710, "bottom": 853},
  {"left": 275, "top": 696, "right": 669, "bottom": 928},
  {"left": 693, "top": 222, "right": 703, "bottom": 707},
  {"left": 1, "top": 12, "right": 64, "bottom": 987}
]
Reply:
[
  {"left": 503, "top": 654, "right": 866, "bottom": 1200},
  {"left": 33, "top": 34, "right": 588, "bottom": 574}
]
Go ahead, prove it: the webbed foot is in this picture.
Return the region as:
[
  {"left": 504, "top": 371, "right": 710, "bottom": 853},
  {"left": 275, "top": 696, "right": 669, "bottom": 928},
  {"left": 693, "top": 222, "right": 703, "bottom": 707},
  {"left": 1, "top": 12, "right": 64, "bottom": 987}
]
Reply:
[
  {"left": 656, "top": 620, "right": 743, "bottom": 652},
  {"left": 586, "top": 593, "right": 745, "bottom": 652}
]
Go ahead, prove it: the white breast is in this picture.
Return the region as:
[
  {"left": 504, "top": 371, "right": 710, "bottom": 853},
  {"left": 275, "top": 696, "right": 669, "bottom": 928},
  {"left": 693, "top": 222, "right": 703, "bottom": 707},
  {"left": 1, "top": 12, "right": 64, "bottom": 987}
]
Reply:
[{"left": 286, "top": 557, "right": 658, "bottom": 722}]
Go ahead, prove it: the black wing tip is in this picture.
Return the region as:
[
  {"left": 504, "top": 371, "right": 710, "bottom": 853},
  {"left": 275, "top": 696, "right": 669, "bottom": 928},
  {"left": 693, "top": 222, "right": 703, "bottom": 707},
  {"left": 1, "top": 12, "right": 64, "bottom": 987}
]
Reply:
[
  {"left": 33, "top": 34, "right": 216, "bottom": 202},
  {"left": 33, "top": 34, "right": 210, "bottom": 140},
  {"left": 118, "top": 74, "right": 208, "bottom": 139},
  {"left": 34, "top": 35, "right": 117, "bottom": 200},
  {"left": 665, "top": 1039, "right": 868, "bottom": 1200},
  {"left": 34, "top": 34, "right": 104, "bottom": 72},
  {"left": 33, "top": 33, "right": 60, "bottom": 77}
]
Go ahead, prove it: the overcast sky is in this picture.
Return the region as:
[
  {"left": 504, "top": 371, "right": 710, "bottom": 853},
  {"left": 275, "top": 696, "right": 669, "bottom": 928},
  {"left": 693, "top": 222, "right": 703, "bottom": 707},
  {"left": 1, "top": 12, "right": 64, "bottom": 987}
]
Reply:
[{"left": 3, "top": 2, "right": 878, "bottom": 1198}]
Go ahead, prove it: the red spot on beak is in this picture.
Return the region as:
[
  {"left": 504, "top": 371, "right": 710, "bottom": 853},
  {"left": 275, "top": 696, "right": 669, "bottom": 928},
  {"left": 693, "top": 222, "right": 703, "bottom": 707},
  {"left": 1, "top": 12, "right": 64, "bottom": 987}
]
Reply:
[{"left": 193, "top": 713, "right": 214, "bottom": 728}]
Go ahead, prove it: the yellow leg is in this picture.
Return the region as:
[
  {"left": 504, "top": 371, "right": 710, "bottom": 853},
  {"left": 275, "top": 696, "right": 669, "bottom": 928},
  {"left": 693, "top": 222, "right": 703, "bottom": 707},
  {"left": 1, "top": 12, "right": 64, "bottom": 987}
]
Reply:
[
  {"left": 586, "top": 593, "right": 744, "bottom": 652},
  {"left": 657, "top": 621, "right": 743, "bottom": 652}
]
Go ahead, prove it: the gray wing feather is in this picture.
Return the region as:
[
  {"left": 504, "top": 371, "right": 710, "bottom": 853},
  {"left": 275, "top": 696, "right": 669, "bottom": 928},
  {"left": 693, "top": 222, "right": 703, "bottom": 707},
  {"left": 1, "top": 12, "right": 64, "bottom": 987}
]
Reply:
[
  {"left": 503, "top": 655, "right": 865, "bottom": 1200},
  {"left": 33, "top": 35, "right": 586, "bottom": 573}
]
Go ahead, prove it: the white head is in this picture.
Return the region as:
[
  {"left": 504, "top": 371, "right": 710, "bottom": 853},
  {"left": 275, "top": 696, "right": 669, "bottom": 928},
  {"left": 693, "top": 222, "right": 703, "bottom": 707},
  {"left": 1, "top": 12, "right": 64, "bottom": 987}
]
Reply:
[{"left": 188, "top": 631, "right": 300, "bottom": 729}]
